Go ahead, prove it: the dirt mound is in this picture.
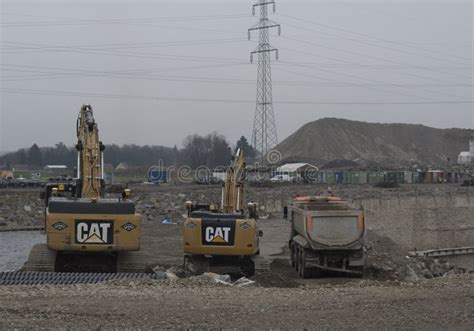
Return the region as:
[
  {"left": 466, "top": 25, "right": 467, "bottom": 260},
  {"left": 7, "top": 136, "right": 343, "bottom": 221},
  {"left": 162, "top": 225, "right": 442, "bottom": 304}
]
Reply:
[{"left": 274, "top": 118, "right": 472, "bottom": 168}]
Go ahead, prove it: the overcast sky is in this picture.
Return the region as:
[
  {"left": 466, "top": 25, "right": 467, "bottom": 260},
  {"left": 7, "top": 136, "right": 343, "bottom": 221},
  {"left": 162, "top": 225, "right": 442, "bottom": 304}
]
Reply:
[{"left": 0, "top": 0, "right": 472, "bottom": 152}]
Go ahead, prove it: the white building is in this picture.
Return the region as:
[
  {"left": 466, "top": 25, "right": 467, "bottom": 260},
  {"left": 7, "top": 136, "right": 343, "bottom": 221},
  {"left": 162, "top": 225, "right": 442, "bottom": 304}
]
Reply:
[
  {"left": 44, "top": 165, "right": 67, "bottom": 170},
  {"left": 271, "top": 163, "right": 319, "bottom": 182},
  {"left": 115, "top": 162, "right": 129, "bottom": 170},
  {"left": 458, "top": 138, "right": 474, "bottom": 165}
]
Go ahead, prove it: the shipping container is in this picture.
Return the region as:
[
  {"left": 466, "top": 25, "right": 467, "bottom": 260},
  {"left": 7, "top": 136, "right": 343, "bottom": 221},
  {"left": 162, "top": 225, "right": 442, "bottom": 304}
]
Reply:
[
  {"left": 368, "top": 172, "right": 385, "bottom": 184},
  {"left": 412, "top": 172, "right": 422, "bottom": 184},
  {"left": 325, "top": 172, "right": 337, "bottom": 185},
  {"left": 385, "top": 171, "right": 404, "bottom": 184},
  {"left": 423, "top": 171, "right": 444, "bottom": 184},
  {"left": 404, "top": 171, "right": 413, "bottom": 184},
  {"left": 344, "top": 171, "right": 368, "bottom": 185}
]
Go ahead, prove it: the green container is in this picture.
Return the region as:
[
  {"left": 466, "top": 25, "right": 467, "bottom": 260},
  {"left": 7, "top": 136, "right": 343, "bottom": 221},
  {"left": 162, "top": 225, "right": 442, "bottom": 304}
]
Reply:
[
  {"left": 386, "top": 171, "right": 404, "bottom": 184},
  {"left": 324, "top": 172, "right": 337, "bottom": 185},
  {"left": 357, "top": 171, "right": 368, "bottom": 185},
  {"left": 344, "top": 172, "right": 367, "bottom": 185},
  {"left": 368, "top": 172, "right": 385, "bottom": 184}
]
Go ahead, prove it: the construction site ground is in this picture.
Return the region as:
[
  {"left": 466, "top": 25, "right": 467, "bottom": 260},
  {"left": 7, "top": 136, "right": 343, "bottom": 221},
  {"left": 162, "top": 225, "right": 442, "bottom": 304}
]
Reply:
[
  {"left": 1, "top": 274, "right": 473, "bottom": 329},
  {"left": 0, "top": 184, "right": 473, "bottom": 329}
]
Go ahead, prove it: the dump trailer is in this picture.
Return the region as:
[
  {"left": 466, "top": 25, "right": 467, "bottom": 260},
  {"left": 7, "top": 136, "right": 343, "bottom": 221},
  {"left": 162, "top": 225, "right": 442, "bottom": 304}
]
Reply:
[
  {"left": 286, "top": 195, "right": 365, "bottom": 278},
  {"left": 183, "top": 149, "right": 267, "bottom": 276},
  {"left": 24, "top": 105, "right": 144, "bottom": 273}
]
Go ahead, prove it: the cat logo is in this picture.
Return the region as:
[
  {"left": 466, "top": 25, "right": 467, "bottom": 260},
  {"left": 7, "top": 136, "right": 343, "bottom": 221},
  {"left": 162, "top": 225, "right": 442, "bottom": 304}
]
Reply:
[
  {"left": 205, "top": 227, "right": 231, "bottom": 243},
  {"left": 201, "top": 220, "right": 235, "bottom": 246},
  {"left": 76, "top": 220, "right": 113, "bottom": 244}
]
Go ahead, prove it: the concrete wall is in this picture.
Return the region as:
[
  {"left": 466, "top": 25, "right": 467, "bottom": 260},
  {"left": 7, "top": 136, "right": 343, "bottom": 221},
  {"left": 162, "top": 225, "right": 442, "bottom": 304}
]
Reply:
[{"left": 356, "top": 193, "right": 474, "bottom": 250}]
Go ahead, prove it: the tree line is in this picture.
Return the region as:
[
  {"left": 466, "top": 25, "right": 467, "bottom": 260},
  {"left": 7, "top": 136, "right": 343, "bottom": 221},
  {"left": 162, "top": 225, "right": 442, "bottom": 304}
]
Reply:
[{"left": 0, "top": 134, "right": 257, "bottom": 170}]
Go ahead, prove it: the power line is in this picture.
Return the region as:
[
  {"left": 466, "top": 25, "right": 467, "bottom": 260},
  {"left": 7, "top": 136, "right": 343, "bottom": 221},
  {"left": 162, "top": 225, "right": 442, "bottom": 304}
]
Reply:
[
  {"left": 1, "top": 38, "right": 247, "bottom": 53},
  {"left": 275, "top": 64, "right": 445, "bottom": 103},
  {"left": 278, "top": 15, "right": 472, "bottom": 67},
  {"left": 1, "top": 87, "right": 472, "bottom": 105},
  {"left": 2, "top": 41, "right": 248, "bottom": 65},
  {"left": 277, "top": 57, "right": 469, "bottom": 101},
  {"left": 277, "top": 40, "right": 471, "bottom": 93},
  {"left": 279, "top": 35, "right": 472, "bottom": 82},
  {"left": 2, "top": 63, "right": 472, "bottom": 88},
  {"left": 278, "top": 13, "right": 472, "bottom": 62},
  {"left": 0, "top": 14, "right": 251, "bottom": 27}
]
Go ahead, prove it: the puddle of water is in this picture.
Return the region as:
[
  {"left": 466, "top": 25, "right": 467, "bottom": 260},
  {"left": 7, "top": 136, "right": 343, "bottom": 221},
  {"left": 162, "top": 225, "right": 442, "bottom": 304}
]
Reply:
[{"left": 0, "top": 231, "right": 46, "bottom": 271}]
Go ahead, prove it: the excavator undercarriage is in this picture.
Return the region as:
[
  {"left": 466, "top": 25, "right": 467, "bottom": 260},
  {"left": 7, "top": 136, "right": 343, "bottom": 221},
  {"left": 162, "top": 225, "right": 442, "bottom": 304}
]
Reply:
[{"left": 23, "top": 244, "right": 149, "bottom": 273}]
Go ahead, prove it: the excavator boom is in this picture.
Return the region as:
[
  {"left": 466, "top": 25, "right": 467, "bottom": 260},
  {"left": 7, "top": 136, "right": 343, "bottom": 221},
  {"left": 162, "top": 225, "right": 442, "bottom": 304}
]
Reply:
[
  {"left": 221, "top": 148, "right": 246, "bottom": 213},
  {"left": 76, "top": 105, "right": 104, "bottom": 199}
]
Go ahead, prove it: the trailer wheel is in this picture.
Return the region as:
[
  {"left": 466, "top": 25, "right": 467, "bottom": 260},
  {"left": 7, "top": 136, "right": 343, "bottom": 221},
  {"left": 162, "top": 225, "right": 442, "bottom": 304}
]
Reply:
[
  {"left": 294, "top": 245, "right": 300, "bottom": 271},
  {"left": 298, "top": 249, "right": 311, "bottom": 279},
  {"left": 350, "top": 266, "right": 364, "bottom": 278},
  {"left": 290, "top": 242, "right": 296, "bottom": 268}
]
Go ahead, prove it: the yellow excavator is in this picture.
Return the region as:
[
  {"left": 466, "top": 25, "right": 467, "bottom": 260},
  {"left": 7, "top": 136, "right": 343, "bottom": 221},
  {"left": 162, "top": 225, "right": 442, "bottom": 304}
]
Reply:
[
  {"left": 24, "top": 105, "right": 143, "bottom": 273},
  {"left": 183, "top": 148, "right": 267, "bottom": 276}
]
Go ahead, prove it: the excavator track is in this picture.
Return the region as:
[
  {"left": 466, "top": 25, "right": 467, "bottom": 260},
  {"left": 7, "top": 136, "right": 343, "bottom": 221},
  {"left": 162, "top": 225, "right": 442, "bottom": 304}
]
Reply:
[
  {"left": 0, "top": 271, "right": 167, "bottom": 286},
  {"left": 251, "top": 255, "right": 271, "bottom": 274},
  {"left": 22, "top": 244, "right": 56, "bottom": 272},
  {"left": 23, "top": 244, "right": 150, "bottom": 273},
  {"left": 184, "top": 254, "right": 271, "bottom": 277},
  {"left": 117, "top": 250, "right": 150, "bottom": 273}
]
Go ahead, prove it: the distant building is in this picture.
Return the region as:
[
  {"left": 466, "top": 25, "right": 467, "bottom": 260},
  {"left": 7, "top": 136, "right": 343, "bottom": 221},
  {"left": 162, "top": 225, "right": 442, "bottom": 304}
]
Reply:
[
  {"left": 0, "top": 170, "right": 14, "bottom": 178},
  {"left": 44, "top": 165, "right": 68, "bottom": 170},
  {"left": 212, "top": 169, "right": 226, "bottom": 182},
  {"left": 457, "top": 138, "right": 474, "bottom": 165},
  {"left": 12, "top": 165, "right": 31, "bottom": 171},
  {"left": 458, "top": 152, "right": 471, "bottom": 165},
  {"left": 115, "top": 162, "right": 129, "bottom": 170},
  {"left": 271, "top": 163, "right": 319, "bottom": 182}
]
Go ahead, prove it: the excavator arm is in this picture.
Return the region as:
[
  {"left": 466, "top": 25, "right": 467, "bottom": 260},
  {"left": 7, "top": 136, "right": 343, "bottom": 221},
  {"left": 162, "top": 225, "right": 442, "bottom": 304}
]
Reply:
[
  {"left": 75, "top": 105, "right": 104, "bottom": 199},
  {"left": 221, "top": 148, "right": 246, "bottom": 213}
]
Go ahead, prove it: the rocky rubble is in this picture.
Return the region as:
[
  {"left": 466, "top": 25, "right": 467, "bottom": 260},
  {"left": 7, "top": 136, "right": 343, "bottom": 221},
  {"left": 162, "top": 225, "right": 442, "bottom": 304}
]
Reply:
[
  {"left": 365, "top": 230, "right": 465, "bottom": 281},
  {"left": 0, "top": 190, "right": 43, "bottom": 230},
  {"left": 1, "top": 184, "right": 470, "bottom": 229}
]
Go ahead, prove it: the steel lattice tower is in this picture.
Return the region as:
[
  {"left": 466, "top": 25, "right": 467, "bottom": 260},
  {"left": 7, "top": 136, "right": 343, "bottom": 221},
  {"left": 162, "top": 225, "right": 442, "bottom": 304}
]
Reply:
[{"left": 248, "top": 0, "right": 281, "bottom": 159}]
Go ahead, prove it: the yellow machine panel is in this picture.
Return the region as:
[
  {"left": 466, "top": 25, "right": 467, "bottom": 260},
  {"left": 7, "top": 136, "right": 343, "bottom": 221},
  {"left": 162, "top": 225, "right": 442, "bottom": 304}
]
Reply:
[
  {"left": 184, "top": 218, "right": 258, "bottom": 256},
  {"left": 47, "top": 212, "right": 141, "bottom": 252}
]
